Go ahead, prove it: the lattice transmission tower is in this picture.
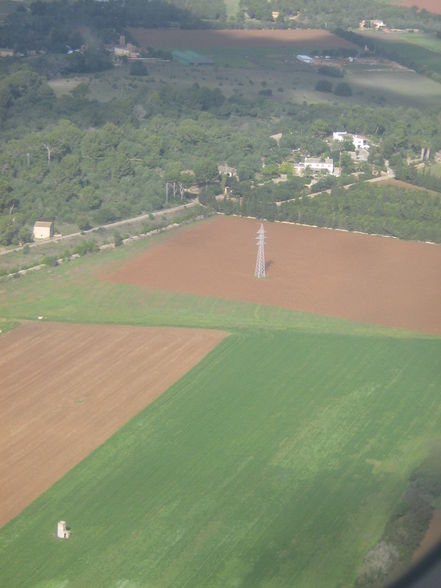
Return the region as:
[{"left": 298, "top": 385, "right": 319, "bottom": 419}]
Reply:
[{"left": 254, "top": 223, "right": 266, "bottom": 279}]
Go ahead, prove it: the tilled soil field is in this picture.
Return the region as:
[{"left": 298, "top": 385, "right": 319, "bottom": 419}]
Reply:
[
  {"left": 401, "top": 0, "right": 441, "bottom": 15},
  {"left": 129, "top": 27, "right": 355, "bottom": 49},
  {"left": 0, "top": 322, "right": 226, "bottom": 526},
  {"left": 107, "top": 216, "right": 441, "bottom": 336}
]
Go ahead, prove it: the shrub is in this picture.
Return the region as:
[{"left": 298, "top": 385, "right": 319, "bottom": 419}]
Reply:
[
  {"left": 318, "top": 65, "right": 343, "bottom": 78},
  {"left": 129, "top": 61, "right": 148, "bottom": 76},
  {"left": 334, "top": 82, "right": 352, "bottom": 96},
  {"left": 315, "top": 79, "right": 333, "bottom": 93},
  {"left": 42, "top": 255, "right": 58, "bottom": 267},
  {"left": 74, "top": 240, "right": 99, "bottom": 256}
]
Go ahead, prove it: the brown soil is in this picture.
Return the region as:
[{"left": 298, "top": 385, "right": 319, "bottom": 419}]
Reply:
[
  {"left": 0, "top": 322, "right": 226, "bottom": 527},
  {"left": 400, "top": 0, "right": 441, "bottom": 15},
  {"left": 413, "top": 510, "right": 441, "bottom": 561},
  {"left": 129, "top": 28, "right": 355, "bottom": 50},
  {"left": 106, "top": 215, "right": 441, "bottom": 336}
]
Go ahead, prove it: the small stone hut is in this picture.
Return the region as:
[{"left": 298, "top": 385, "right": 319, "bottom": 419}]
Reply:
[{"left": 33, "top": 221, "right": 54, "bottom": 240}]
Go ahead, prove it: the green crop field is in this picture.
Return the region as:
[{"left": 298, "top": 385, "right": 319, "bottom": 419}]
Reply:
[
  {"left": 1, "top": 329, "right": 441, "bottom": 587},
  {"left": 1, "top": 227, "right": 440, "bottom": 587}
]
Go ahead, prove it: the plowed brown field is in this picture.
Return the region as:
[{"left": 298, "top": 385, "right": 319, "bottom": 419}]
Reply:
[
  {"left": 400, "top": 0, "right": 441, "bottom": 15},
  {"left": 129, "top": 28, "right": 355, "bottom": 49},
  {"left": 107, "top": 216, "right": 441, "bottom": 336},
  {"left": 0, "top": 322, "right": 226, "bottom": 526}
]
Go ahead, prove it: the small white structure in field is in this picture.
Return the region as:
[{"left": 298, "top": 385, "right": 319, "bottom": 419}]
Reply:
[
  {"left": 57, "top": 521, "right": 71, "bottom": 539},
  {"left": 33, "top": 221, "right": 54, "bottom": 240},
  {"left": 296, "top": 54, "right": 314, "bottom": 64}
]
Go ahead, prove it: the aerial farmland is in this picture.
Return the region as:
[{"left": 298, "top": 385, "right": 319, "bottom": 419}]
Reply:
[
  {"left": 1, "top": 0, "right": 441, "bottom": 586},
  {"left": 1, "top": 215, "right": 440, "bottom": 587}
]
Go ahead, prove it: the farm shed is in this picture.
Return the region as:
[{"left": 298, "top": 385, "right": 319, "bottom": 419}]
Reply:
[{"left": 33, "top": 221, "right": 54, "bottom": 240}]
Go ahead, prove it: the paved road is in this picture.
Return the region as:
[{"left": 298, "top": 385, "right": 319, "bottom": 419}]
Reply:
[{"left": 0, "top": 199, "right": 199, "bottom": 256}]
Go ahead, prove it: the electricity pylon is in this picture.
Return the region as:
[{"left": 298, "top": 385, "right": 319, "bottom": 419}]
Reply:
[{"left": 254, "top": 223, "right": 266, "bottom": 279}]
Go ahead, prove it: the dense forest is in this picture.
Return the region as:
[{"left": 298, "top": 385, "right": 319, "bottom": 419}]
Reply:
[
  {"left": 1, "top": 59, "right": 441, "bottom": 246},
  {"left": 0, "top": 0, "right": 204, "bottom": 54},
  {"left": 1, "top": 0, "right": 441, "bottom": 250}
]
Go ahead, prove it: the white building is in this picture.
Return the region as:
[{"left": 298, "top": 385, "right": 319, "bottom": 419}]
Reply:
[
  {"left": 218, "top": 163, "right": 238, "bottom": 178},
  {"left": 33, "top": 221, "right": 54, "bottom": 240},
  {"left": 57, "top": 521, "right": 71, "bottom": 540},
  {"left": 333, "top": 132, "right": 370, "bottom": 150},
  {"left": 296, "top": 55, "right": 314, "bottom": 64},
  {"left": 360, "top": 19, "right": 386, "bottom": 30},
  {"left": 304, "top": 157, "right": 334, "bottom": 174}
]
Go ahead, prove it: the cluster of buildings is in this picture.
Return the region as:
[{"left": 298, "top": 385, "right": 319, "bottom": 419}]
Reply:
[
  {"left": 359, "top": 19, "right": 386, "bottom": 31},
  {"left": 291, "top": 132, "right": 371, "bottom": 178},
  {"left": 112, "top": 35, "right": 139, "bottom": 59}
]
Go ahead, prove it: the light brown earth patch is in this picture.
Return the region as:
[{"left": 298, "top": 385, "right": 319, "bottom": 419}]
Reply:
[
  {"left": 129, "top": 28, "right": 355, "bottom": 49},
  {"left": 106, "top": 215, "right": 441, "bottom": 336},
  {"left": 0, "top": 322, "right": 226, "bottom": 526},
  {"left": 400, "top": 0, "right": 441, "bottom": 15},
  {"left": 413, "top": 510, "right": 441, "bottom": 561}
]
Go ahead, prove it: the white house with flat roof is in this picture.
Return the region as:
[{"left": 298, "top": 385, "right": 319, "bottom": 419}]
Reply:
[
  {"left": 333, "top": 132, "right": 370, "bottom": 150},
  {"left": 304, "top": 157, "right": 334, "bottom": 174}
]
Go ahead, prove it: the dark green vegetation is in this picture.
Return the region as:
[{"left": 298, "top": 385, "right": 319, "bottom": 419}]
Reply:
[
  {"left": 239, "top": 0, "right": 441, "bottom": 31},
  {"left": 1, "top": 58, "right": 441, "bottom": 248},
  {"left": 282, "top": 182, "right": 441, "bottom": 242},
  {"left": 2, "top": 0, "right": 440, "bottom": 38},
  {"left": 357, "top": 450, "right": 441, "bottom": 586},
  {"left": 0, "top": 0, "right": 204, "bottom": 54},
  {"left": 395, "top": 163, "right": 441, "bottom": 192},
  {"left": 213, "top": 182, "right": 441, "bottom": 243},
  {"left": 1, "top": 316, "right": 440, "bottom": 586}
]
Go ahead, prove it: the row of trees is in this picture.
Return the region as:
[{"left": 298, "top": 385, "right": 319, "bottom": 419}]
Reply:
[
  {"left": 240, "top": 0, "right": 441, "bottom": 32},
  {"left": 213, "top": 182, "right": 441, "bottom": 243}
]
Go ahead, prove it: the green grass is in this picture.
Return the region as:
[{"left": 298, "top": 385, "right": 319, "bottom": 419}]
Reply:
[
  {"left": 428, "top": 163, "right": 441, "bottom": 178},
  {"left": 383, "top": 31, "right": 441, "bottom": 55},
  {"left": 346, "top": 66, "right": 441, "bottom": 108},
  {"left": 1, "top": 330, "right": 440, "bottom": 587},
  {"left": 0, "top": 317, "right": 18, "bottom": 334}
]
